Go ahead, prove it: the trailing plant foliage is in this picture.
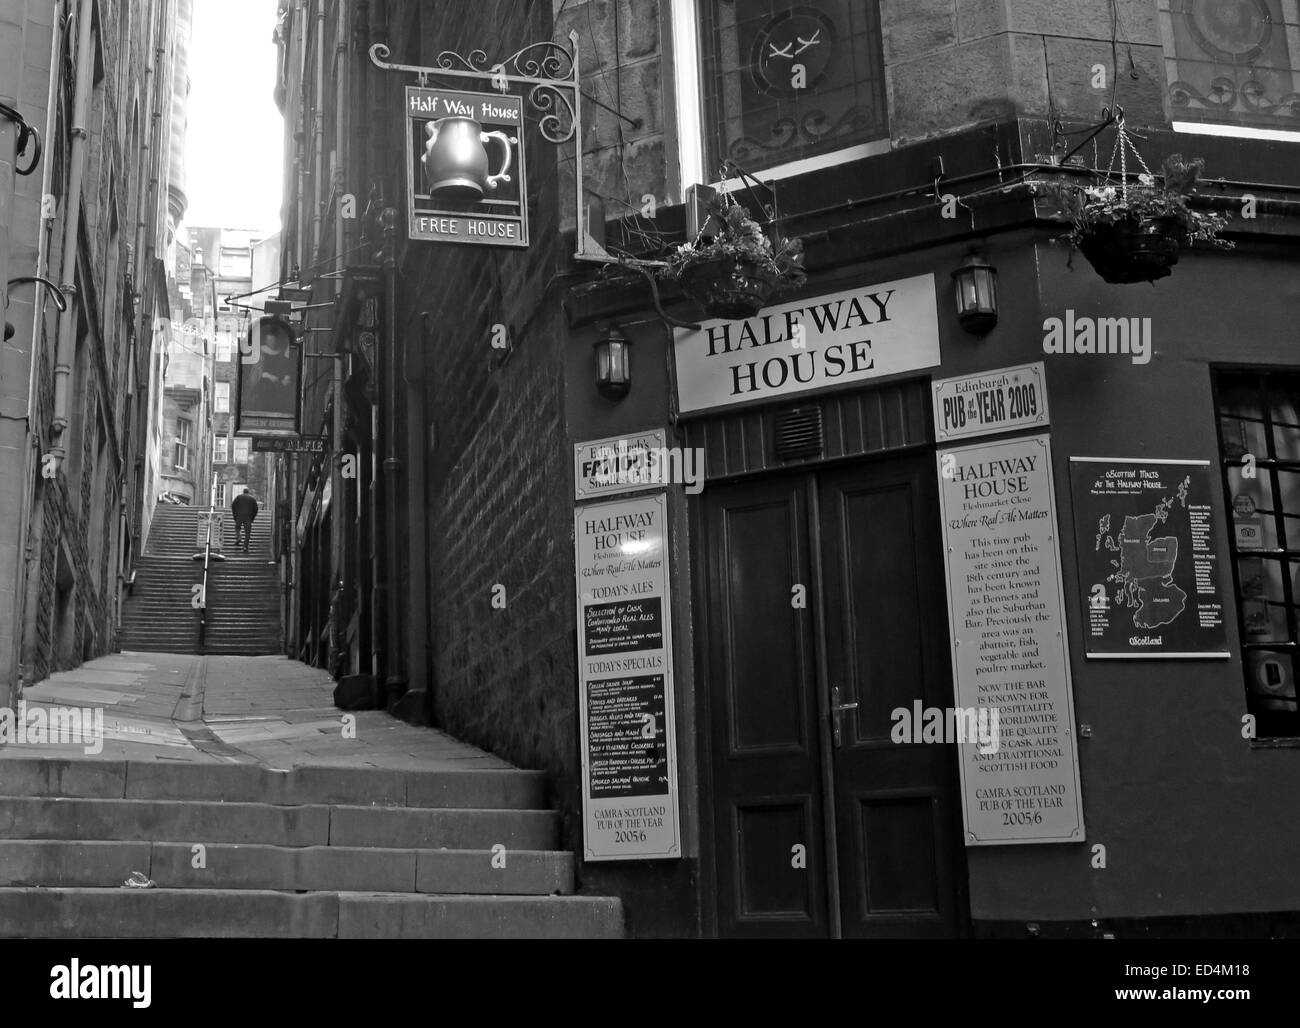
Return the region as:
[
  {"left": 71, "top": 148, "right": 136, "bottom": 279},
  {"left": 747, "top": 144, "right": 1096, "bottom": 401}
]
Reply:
[
  {"left": 1047, "top": 154, "right": 1234, "bottom": 252},
  {"left": 663, "top": 193, "right": 807, "bottom": 290}
]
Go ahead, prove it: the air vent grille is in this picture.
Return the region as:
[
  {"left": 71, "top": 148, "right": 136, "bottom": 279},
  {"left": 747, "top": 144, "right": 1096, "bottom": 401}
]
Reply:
[{"left": 773, "top": 406, "right": 824, "bottom": 461}]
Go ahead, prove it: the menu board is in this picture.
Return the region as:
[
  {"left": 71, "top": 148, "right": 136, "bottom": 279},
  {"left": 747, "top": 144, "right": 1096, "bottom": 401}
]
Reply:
[
  {"left": 1068, "top": 458, "right": 1229, "bottom": 658},
  {"left": 574, "top": 493, "right": 681, "bottom": 861},
  {"left": 937, "top": 434, "right": 1085, "bottom": 845}
]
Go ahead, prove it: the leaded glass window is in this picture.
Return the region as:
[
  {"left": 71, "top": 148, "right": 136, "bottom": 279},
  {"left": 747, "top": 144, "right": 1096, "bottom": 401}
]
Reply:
[
  {"left": 1160, "top": 0, "right": 1300, "bottom": 134},
  {"left": 698, "top": 0, "right": 887, "bottom": 176}
]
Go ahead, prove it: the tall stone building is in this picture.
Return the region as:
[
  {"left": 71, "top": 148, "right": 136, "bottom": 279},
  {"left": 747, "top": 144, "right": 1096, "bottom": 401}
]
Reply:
[
  {"left": 0, "top": 0, "right": 190, "bottom": 703},
  {"left": 276, "top": 0, "right": 1300, "bottom": 937},
  {"left": 187, "top": 226, "right": 277, "bottom": 509}
]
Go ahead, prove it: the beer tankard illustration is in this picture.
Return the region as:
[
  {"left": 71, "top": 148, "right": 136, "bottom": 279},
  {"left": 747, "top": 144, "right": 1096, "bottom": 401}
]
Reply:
[{"left": 421, "top": 117, "right": 515, "bottom": 201}]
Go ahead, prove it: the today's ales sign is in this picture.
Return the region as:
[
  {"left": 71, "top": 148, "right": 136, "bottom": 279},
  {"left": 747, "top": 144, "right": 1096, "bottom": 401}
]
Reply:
[{"left": 672, "top": 274, "right": 941, "bottom": 415}]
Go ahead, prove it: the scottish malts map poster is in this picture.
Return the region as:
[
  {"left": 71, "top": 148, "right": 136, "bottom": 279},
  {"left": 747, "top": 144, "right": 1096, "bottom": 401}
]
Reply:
[{"left": 1069, "top": 458, "right": 1229, "bottom": 659}]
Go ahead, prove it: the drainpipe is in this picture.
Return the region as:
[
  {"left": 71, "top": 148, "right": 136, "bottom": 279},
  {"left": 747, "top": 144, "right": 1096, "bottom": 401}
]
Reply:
[
  {"left": 331, "top": 1, "right": 348, "bottom": 678},
  {"left": 5, "top": 1, "right": 67, "bottom": 706},
  {"left": 380, "top": 207, "right": 404, "bottom": 703},
  {"left": 51, "top": 0, "right": 95, "bottom": 462},
  {"left": 311, "top": 0, "right": 325, "bottom": 261}
]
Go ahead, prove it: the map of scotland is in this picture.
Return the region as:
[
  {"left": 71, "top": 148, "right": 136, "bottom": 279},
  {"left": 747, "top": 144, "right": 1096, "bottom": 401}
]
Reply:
[{"left": 1097, "top": 477, "right": 1192, "bottom": 630}]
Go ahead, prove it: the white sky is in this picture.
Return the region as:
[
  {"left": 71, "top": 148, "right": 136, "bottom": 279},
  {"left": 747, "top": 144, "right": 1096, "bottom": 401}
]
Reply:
[{"left": 184, "top": 0, "right": 283, "bottom": 232}]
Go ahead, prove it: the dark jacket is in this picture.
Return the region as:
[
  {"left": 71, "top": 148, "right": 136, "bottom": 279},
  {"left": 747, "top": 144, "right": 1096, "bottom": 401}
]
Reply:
[{"left": 231, "top": 494, "right": 258, "bottom": 523}]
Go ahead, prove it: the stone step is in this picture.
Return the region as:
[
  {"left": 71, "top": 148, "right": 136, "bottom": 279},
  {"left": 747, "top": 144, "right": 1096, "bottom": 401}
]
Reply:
[
  {"left": 0, "top": 797, "right": 558, "bottom": 849},
  {"left": 0, "top": 840, "right": 573, "bottom": 895},
  {"left": 0, "top": 888, "right": 622, "bottom": 938},
  {"left": 0, "top": 759, "right": 549, "bottom": 809}
]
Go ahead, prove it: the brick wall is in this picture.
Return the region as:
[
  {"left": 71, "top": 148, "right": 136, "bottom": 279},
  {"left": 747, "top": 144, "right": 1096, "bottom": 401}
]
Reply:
[{"left": 398, "top": 0, "right": 583, "bottom": 834}]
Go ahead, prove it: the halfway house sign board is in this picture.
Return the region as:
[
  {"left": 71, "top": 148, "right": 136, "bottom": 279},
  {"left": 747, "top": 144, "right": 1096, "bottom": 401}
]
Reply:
[
  {"left": 405, "top": 87, "right": 529, "bottom": 248},
  {"left": 672, "top": 273, "right": 941, "bottom": 416}
]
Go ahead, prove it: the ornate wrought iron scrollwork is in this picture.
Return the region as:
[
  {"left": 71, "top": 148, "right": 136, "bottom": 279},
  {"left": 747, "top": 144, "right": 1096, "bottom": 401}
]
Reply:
[
  {"left": 509, "top": 41, "right": 575, "bottom": 82},
  {"left": 373, "top": 38, "right": 578, "bottom": 88},
  {"left": 529, "top": 83, "right": 576, "bottom": 144},
  {"left": 436, "top": 48, "right": 491, "bottom": 72}
]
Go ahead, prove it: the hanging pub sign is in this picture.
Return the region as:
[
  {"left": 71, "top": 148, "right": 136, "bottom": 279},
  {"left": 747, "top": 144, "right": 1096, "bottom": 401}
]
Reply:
[
  {"left": 1068, "top": 457, "right": 1229, "bottom": 658},
  {"left": 672, "top": 274, "right": 941, "bottom": 416},
  {"left": 574, "top": 492, "right": 682, "bottom": 861},
  {"left": 405, "top": 87, "right": 528, "bottom": 248},
  {"left": 236, "top": 316, "right": 302, "bottom": 437}
]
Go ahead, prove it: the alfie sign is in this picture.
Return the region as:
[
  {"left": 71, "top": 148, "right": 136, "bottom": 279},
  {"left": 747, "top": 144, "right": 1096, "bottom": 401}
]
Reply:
[
  {"left": 672, "top": 274, "right": 940, "bottom": 415},
  {"left": 404, "top": 86, "right": 529, "bottom": 248}
]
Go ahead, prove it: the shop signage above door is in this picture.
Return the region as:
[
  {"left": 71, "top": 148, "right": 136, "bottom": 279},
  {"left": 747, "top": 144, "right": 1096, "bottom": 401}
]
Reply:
[
  {"left": 404, "top": 87, "right": 528, "bottom": 248},
  {"left": 937, "top": 434, "right": 1086, "bottom": 845},
  {"left": 932, "top": 362, "right": 1050, "bottom": 442},
  {"left": 1068, "top": 457, "right": 1229, "bottom": 659},
  {"left": 252, "top": 435, "right": 327, "bottom": 454},
  {"left": 574, "top": 493, "right": 682, "bottom": 862},
  {"left": 672, "top": 273, "right": 940, "bottom": 415}
]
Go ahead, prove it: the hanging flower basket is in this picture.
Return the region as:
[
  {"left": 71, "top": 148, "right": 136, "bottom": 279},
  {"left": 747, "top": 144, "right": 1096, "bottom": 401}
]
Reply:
[
  {"left": 662, "top": 190, "right": 805, "bottom": 320},
  {"left": 677, "top": 255, "right": 782, "bottom": 320},
  {"left": 1075, "top": 213, "right": 1183, "bottom": 284},
  {"left": 1044, "top": 126, "right": 1232, "bottom": 285}
]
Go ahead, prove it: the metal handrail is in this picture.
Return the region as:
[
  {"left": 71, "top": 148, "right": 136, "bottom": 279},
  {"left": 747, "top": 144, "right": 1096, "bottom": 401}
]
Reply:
[{"left": 196, "top": 474, "right": 220, "bottom": 650}]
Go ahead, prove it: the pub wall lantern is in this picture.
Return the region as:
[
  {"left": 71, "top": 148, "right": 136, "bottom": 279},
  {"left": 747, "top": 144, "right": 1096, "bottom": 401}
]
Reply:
[
  {"left": 594, "top": 327, "right": 631, "bottom": 400},
  {"left": 952, "top": 252, "right": 998, "bottom": 335}
]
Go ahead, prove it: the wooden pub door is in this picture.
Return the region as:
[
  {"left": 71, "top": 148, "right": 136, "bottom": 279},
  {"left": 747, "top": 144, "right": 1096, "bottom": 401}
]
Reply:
[{"left": 698, "top": 453, "right": 968, "bottom": 937}]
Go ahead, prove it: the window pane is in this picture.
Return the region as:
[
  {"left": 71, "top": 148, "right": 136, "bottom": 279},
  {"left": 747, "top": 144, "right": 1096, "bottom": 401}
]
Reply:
[
  {"left": 699, "top": 0, "right": 886, "bottom": 175},
  {"left": 1161, "top": 0, "right": 1300, "bottom": 134},
  {"left": 1225, "top": 464, "right": 1282, "bottom": 549},
  {"left": 1219, "top": 414, "right": 1267, "bottom": 461},
  {"left": 1243, "top": 647, "right": 1298, "bottom": 712},
  {"left": 1237, "top": 556, "right": 1296, "bottom": 641}
]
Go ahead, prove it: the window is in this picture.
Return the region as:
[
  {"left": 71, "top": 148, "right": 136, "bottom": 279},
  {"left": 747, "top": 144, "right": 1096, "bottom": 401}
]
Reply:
[
  {"left": 674, "top": 0, "right": 889, "bottom": 187},
  {"left": 214, "top": 436, "right": 229, "bottom": 463},
  {"left": 1216, "top": 369, "right": 1300, "bottom": 738},
  {"left": 175, "top": 419, "right": 192, "bottom": 471},
  {"left": 215, "top": 381, "right": 230, "bottom": 413},
  {"left": 219, "top": 247, "right": 252, "bottom": 279},
  {"left": 1160, "top": 0, "right": 1300, "bottom": 139},
  {"left": 233, "top": 437, "right": 251, "bottom": 464},
  {"left": 215, "top": 331, "right": 233, "bottom": 363}
]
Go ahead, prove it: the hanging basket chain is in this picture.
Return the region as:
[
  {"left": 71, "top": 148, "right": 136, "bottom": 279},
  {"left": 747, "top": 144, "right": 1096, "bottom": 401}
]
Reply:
[{"left": 1103, "top": 112, "right": 1153, "bottom": 202}]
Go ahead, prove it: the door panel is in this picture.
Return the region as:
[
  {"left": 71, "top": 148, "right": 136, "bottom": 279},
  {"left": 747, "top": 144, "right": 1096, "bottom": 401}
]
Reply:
[
  {"left": 700, "top": 456, "right": 966, "bottom": 938},
  {"left": 703, "top": 476, "right": 830, "bottom": 937},
  {"left": 818, "top": 460, "right": 965, "bottom": 937}
]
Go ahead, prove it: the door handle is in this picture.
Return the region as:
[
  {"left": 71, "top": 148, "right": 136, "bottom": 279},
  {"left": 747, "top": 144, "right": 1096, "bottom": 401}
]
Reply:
[{"left": 829, "top": 685, "right": 858, "bottom": 747}]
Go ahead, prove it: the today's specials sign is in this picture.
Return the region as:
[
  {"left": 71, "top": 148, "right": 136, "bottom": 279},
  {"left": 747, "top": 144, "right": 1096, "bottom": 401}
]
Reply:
[
  {"left": 672, "top": 274, "right": 941, "bottom": 415},
  {"left": 574, "top": 493, "right": 681, "bottom": 861},
  {"left": 937, "top": 434, "right": 1085, "bottom": 845}
]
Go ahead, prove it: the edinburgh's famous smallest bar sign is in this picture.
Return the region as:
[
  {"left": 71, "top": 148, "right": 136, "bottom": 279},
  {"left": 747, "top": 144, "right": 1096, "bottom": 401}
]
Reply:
[{"left": 404, "top": 87, "right": 529, "bottom": 248}]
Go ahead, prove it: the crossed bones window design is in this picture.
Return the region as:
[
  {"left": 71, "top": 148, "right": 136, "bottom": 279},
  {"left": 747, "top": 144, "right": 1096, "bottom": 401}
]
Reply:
[{"left": 698, "top": 0, "right": 887, "bottom": 174}]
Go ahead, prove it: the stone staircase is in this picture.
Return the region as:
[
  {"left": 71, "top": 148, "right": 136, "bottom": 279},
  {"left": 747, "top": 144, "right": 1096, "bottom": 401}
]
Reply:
[
  {"left": 0, "top": 758, "right": 622, "bottom": 938},
  {"left": 121, "top": 505, "right": 279, "bottom": 655}
]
